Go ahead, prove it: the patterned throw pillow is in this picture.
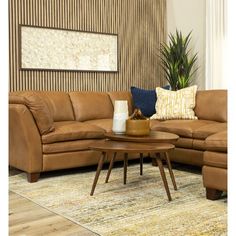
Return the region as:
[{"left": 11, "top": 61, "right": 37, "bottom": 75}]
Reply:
[
  {"left": 150, "top": 85, "right": 198, "bottom": 120},
  {"left": 130, "top": 85, "right": 170, "bottom": 117}
]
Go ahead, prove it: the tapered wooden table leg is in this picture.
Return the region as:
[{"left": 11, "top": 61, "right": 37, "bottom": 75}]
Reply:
[
  {"left": 140, "top": 153, "right": 143, "bottom": 175},
  {"left": 156, "top": 154, "right": 172, "bottom": 201},
  {"left": 152, "top": 158, "right": 158, "bottom": 166},
  {"left": 124, "top": 153, "right": 128, "bottom": 185},
  {"left": 164, "top": 152, "right": 177, "bottom": 190},
  {"left": 90, "top": 152, "right": 106, "bottom": 196},
  {"left": 105, "top": 152, "right": 117, "bottom": 183}
]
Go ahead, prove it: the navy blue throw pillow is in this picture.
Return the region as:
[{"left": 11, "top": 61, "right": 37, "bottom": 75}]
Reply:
[{"left": 130, "top": 85, "right": 170, "bottom": 117}]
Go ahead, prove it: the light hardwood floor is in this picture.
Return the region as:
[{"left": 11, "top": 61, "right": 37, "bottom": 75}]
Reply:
[
  {"left": 9, "top": 191, "right": 98, "bottom": 236},
  {"left": 9, "top": 168, "right": 98, "bottom": 236}
]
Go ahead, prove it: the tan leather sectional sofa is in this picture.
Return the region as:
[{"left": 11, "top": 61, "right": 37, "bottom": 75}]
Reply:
[{"left": 9, "top": 90, "right": 227, "bottom": 200}]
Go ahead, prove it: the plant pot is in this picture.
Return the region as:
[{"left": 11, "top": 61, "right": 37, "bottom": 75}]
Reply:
[{"left": 125, "top": 119, "right": 150, "bottom": 136}]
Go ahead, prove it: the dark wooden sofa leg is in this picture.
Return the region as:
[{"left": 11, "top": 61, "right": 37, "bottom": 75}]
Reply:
[
  {"left": 27, "top": 173, "right": 40, "bottom": 183},
  {"left": 206, "top": 188, "right": 223, "bottom": 200}
]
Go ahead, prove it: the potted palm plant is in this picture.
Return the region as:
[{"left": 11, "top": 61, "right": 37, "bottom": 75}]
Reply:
[{"left": 160, "top": 30, "right": 198, "bottom": 91}]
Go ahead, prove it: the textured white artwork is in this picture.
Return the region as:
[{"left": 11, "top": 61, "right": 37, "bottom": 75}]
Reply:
[{"left": 20, "top": 26, "right": 118, "bottom": 71}]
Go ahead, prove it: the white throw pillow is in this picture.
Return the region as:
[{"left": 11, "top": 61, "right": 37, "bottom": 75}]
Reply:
[{"left": 150, "top": 85, "right": 198, "bottom": 120}]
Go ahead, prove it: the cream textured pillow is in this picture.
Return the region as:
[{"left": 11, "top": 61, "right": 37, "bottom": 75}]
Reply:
[{"left": 150, "top": 85, "right": 198, "bottom": 120}]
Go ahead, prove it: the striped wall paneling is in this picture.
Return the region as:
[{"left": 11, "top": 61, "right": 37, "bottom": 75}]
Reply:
[{"left": 9, "top": 0, "right": 166, "bottom": 92}]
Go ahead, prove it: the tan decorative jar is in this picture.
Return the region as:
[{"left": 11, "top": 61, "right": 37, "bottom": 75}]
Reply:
[{"left": 126, "top": 119, "right": 150, "bottom": 136}]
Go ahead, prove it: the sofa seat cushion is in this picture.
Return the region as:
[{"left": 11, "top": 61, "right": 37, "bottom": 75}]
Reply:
[
  {"left": 205, "top": 131, "right": 227, "bottom": 152},
  {"left": 43, "top": 139, "right": 105, "bottom": 153},
  {"left": 84, "top": 119, "right": 113, "bottom": 132},
  {"left": 151, "top": 120, "right": 216, "bottom": 138},
  {"left": 204, "top": 151, "right": 227, "bottom": 168},
  {"left": 193, "top": 123, "right": 227, "bottom": 139},
  {"left": 42, "top": 121, "right": 105, "bottom": 144}
]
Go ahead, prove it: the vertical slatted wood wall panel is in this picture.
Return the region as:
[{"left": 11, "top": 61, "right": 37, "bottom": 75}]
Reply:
[{"left": 9, "top": 0, "right": 166, "bottom": 92}]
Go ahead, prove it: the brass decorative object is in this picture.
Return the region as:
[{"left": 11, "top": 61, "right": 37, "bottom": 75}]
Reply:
[{"left": 126, "top": 109, "right": 150, "bottom": 136}]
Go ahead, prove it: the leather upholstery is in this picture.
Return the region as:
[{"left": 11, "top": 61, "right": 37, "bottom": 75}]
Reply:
[
  {"left": 42, "top": 121, "right": 105, "bottom": 144},
  {"left": 21, "top": 92, "right": 55, "bottom": 135},
  {"left": 149, "top": 119, "right": 162, "bottom": 129},
  {"left": 204, "top": 151, "right": 227, "bottom": 169},
  {"left": 194, "top": 90, "right": 227, "bottom": 122},
  {"left": 108, "top": 91, "right": 134, "bottom": 115},
  {"left": 43, "top": 139, "right": 106, "bottom": 153},
  {"left": 175, "top": 138, "right": 193, "bottom": 149},
  {"left": 84, "top": 119, "right": 113, "bottom": 132},
  {"left": 9, "top": 104, "right": 43, "bottom": 173},
  {"left": 43, "top": 150, "right": 139, "bottom": 171},
  {"left": 205, "top": 131, "right": 227, "bottom": 152},
  {"left": 43, "top": 150, "right": 102, "bottom": 171},
  {"left": 40, "top": 91, "right": 75, "bottom": 121},
  {"left": 192, "top": 139, "right": 206, "bottom": 151},
  {"left": 69, "top": 92, "right": 114, "bottom": 121},
  {"left": 151, "top": 120, "right": 216, "bottom": 138},
  {"left": 169, "top": 148, "right": 203, "bottom": 166},
  {"left": 193, "top": 123, "right": 227, "bottom": 139},
  {"left": 9, "top": 94, "right": 26, "bottom": 104},
  {"left": 202, "top": 130, "right": 227, "bottom": 194},
  {"left": 202, "top": 166, "right": 227, "bottom": 192}
]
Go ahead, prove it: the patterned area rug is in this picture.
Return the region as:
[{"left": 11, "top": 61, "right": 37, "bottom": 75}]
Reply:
[{"left": 9, "top": 163, "right": 227, "bottom": 236}]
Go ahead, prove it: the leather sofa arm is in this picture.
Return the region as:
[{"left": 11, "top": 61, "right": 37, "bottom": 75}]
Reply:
[{"left": 9, "top": 104, "right": 43, "bottom": 173}]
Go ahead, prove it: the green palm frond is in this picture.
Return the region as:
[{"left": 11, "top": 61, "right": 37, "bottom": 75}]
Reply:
[{"left": 160, "top": 30, "right": 198, "bottom": 90}]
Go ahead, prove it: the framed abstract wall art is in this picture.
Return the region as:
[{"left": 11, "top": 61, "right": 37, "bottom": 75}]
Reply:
[{"left": 19, "top": 25, "right": 118, "bottom": 72}]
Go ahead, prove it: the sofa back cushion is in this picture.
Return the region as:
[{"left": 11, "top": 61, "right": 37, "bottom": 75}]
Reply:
[
  {"left": 108, "top": 91, "right": 133, "bottom": 115},
  {"left": 40, "top": 92, "right": 74, "bottom": 121},
  {"left": 69, "top": 92, "right": 114, "bottom": 121},
  {"left": 194, "top": 90, "right": 227, "bottom": 122}
]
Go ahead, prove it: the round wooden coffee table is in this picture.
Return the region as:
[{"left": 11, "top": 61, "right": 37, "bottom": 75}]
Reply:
[
  {"left": 90, "top": 131, "right": 179, "bottom": 201},
  {"left": 105, "top": 131, "right": 178, "bottom": 176},
  {"left": 105, "top": 131, "right": 178, "bottom": 143}
]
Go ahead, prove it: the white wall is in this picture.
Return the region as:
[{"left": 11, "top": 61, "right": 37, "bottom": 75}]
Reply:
[{"left": 167, "top": 0, "right": 206, "bottom": 89}]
